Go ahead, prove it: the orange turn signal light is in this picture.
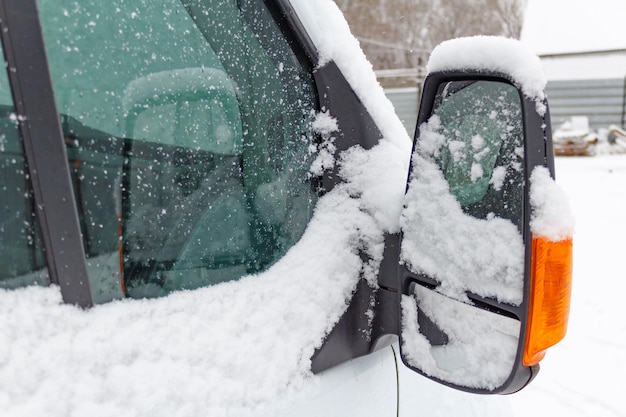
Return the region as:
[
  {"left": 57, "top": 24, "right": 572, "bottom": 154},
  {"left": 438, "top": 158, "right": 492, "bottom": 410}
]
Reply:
[{"left": 523, "top": 236, "right": 573, "bottom": 366}]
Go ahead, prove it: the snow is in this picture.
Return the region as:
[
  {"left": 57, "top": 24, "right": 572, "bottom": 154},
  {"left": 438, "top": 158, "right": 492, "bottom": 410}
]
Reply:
[
  {"left": 530, "top": 166, "right": 575, "bottom": 241},
  {"left": 0, "top": 185, "right": 382, "bottom": 416},
  {"left": 309, "top": 110, "right": 339, "bottom": 176},
  {"left": 426, "top": 36, "right": 547, "bottom": 109},
  {"left": 0, "top": 1, "right": 412, "bottom": 416},
  {"left": 489, "top": 165, "right": 507, "bottom": 191}
]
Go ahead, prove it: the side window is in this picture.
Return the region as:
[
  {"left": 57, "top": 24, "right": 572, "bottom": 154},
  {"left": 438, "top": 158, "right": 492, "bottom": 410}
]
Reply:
[
  {"left": 0, "top": 44, "right": 49, "bottom": 289},
  {"left": 37, "top": 0, "right": 318, "bottom": 302}
]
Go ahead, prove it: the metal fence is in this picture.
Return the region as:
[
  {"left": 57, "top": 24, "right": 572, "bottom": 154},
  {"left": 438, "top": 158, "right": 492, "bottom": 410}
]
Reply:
[
  {"left": 545, "top": 78, "right": 626, "bottom": 131},
  {"left": 384, "top": 78, "right": 626, "bottom": 135},
  {"left": 384, "top": 87, "right": 420, "bottom": 137}
]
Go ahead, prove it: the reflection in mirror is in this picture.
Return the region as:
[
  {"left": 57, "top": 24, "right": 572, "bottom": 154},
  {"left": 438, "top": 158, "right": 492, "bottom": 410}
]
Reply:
[{"left": 400, "top": 80, "right": 526, "bottom": 390}]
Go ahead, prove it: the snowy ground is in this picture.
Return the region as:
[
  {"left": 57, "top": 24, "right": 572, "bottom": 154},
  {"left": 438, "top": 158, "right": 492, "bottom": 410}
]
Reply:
[{"left": 508, "top": 154, "right": 626, "bottom": 417}]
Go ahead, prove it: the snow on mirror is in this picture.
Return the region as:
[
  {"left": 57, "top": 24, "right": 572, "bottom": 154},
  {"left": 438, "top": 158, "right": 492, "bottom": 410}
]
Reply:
[{"left": 400, "top": 80, "right": 525, "bottom": 390}]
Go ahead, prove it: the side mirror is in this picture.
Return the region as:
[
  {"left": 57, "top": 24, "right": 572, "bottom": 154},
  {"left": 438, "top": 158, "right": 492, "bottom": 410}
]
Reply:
[{"left": 398, "top": 37, "right": 573, "bottom": 394}]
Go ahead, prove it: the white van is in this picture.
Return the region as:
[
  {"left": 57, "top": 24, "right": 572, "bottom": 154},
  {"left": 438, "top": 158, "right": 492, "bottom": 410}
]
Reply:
[{"left": 0, "top": 0, "right": 573, "bottom": 415}]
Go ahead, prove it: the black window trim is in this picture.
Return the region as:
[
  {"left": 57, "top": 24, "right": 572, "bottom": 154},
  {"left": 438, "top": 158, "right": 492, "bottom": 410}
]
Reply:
[{"left": 0, "top": 0, "right": 93, "bottom": 307}]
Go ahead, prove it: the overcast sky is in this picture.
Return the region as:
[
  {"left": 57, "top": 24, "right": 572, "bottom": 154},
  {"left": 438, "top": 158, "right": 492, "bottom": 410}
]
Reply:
[{"left": 521, "top": 0, "right": 626, "bottom": 54}]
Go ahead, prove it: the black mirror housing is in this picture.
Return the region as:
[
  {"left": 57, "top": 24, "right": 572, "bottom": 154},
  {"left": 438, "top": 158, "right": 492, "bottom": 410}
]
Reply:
[{"left": 398, "top": 57, "right": 566, "bottom": 394}]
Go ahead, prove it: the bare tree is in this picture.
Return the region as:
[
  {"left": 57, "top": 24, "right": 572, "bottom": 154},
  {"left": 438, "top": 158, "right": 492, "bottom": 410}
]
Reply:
[{"left": 335, "top": 0, "right": 526, "bottom": 87}]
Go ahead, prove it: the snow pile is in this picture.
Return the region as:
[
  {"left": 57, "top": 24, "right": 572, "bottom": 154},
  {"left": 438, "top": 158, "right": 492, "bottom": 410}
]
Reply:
[
  {"left": 0, "top": 151, "right": 401, "bottom": 416},
  {"left": 427, "top": 36, "right": 547, "bottom": 115},
  {"left": 0, "top": 178, "right": 383, "bottom": 417},
  {"left": 0, "top": 1, "right": 412, "bottom": 416},
  {"left": 529, "top": 166, "right": 575, "bottom": 241}
]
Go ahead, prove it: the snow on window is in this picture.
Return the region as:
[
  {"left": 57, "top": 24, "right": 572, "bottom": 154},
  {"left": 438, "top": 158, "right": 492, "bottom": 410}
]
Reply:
[
  {"left": 0, "top": 133, "right": 406, "bottom": 416},
  {"left": 426, "top": 36, "right": 548, "bottom": 116},
  {"left": 489, "top": 166, "right": 507, "bottom": 191},
  {"left": 530, "top": 166, "right": 575, "bottom": 241}
]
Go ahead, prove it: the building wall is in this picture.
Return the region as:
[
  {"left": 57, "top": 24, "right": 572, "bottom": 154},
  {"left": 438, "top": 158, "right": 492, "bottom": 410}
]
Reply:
[
  {"left": 540, "top": 51, "right": 626, "bottom": 81},
  {"left": 546, "top": 78, "right": 625, "bottom": 131}
]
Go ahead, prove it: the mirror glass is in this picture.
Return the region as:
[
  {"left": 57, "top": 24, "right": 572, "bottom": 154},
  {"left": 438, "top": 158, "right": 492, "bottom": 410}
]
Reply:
[{"left": 400, "top": 80, "right": 526, "bottom": 391}]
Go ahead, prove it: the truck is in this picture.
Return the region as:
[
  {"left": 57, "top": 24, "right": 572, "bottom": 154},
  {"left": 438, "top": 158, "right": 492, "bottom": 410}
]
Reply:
[{"left": 0, "top": 0, "right": 573, "bottom": 415}]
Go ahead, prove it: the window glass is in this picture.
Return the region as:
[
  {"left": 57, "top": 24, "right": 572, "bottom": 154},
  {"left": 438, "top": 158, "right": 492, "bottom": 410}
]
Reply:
[
  {"left": 432, "top": 80, "right": 524, "bottom": 229},
  {"left": 37, "top": 0, "right": 318, "bottom": 302},
  {"left": 0, "top": 44, "right": 49, "bottom": 289}
]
